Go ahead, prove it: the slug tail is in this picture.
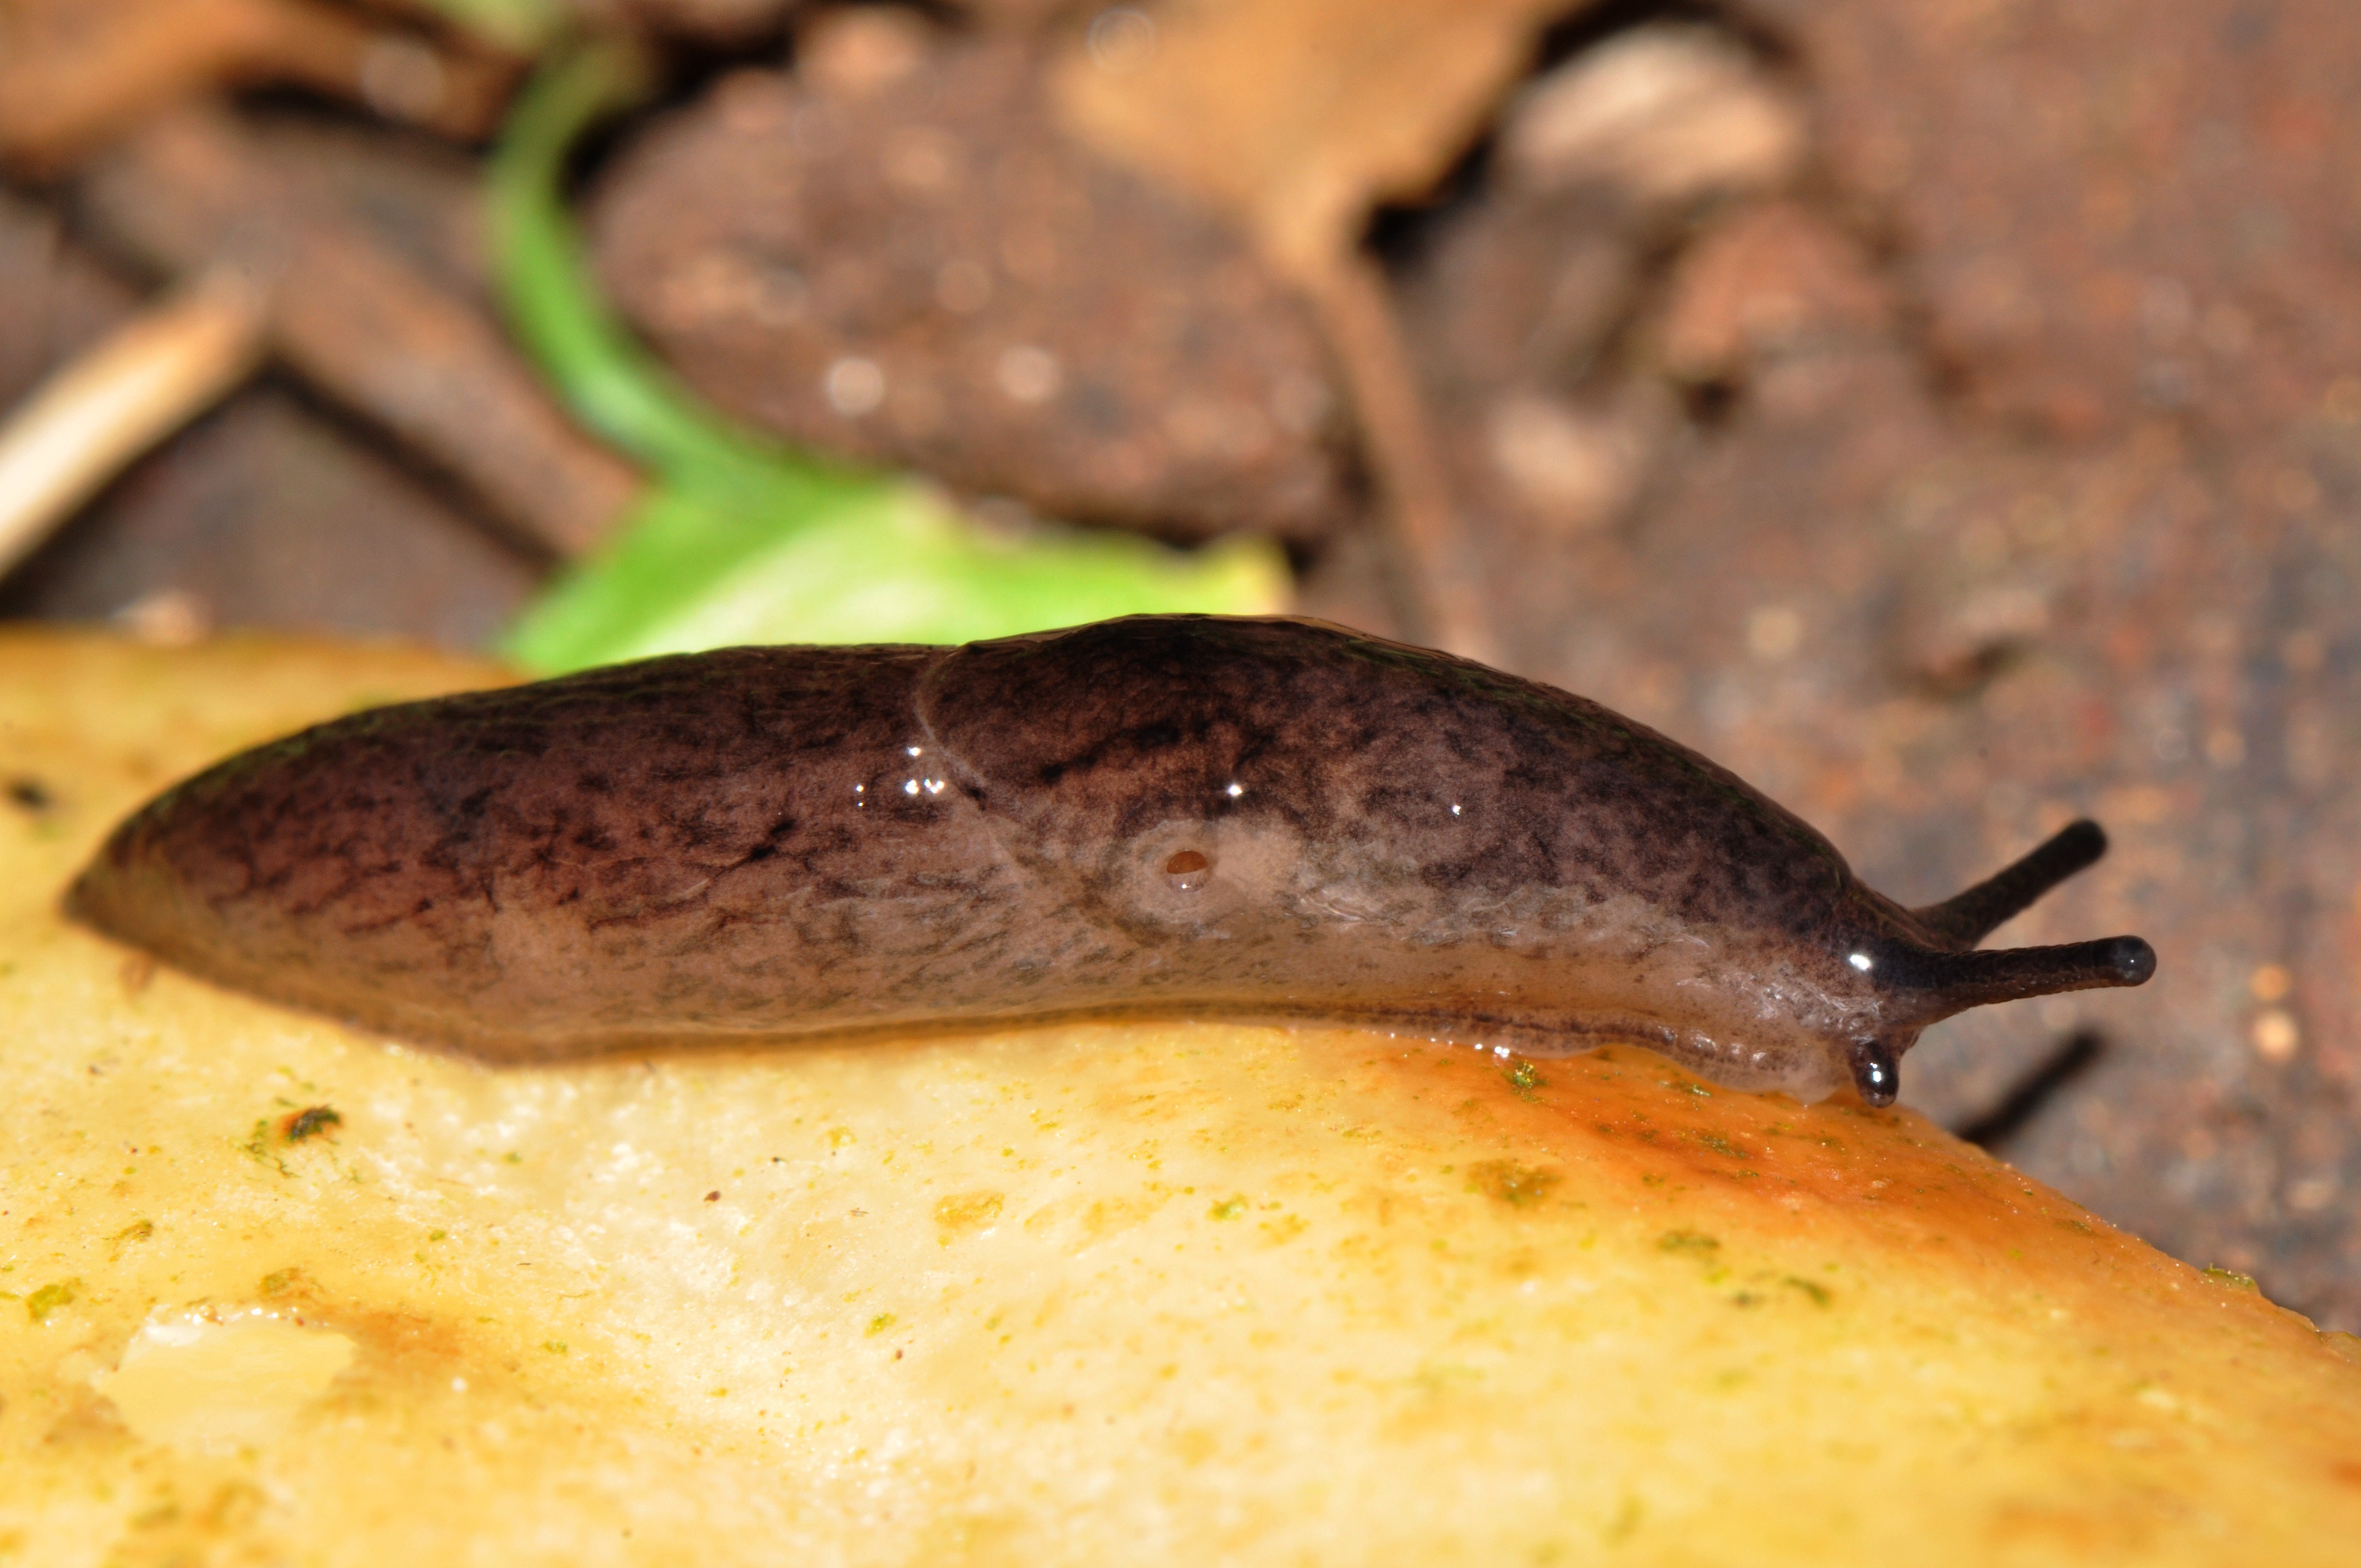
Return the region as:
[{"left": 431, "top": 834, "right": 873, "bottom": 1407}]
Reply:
[
  {"left": 1912, "top": 820, "right": 2109, "bottom": 950},
  {"left": 1899, "top": 935, "right": 2156, "bottom": 1026}
]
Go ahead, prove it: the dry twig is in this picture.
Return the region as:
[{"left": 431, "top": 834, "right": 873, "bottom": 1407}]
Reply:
[
  {"left": 77, "top": 106, "right": 643, "bottom": 558},
  {"left": 0, "top": 269, "right": 266, "bottom": 581}
]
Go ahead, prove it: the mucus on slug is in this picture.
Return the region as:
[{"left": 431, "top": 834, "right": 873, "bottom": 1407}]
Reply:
[{"left": 62, "top": 615, "right": 2156, "bottom": 1107}]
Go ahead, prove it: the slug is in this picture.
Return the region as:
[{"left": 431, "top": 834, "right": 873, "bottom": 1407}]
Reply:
[{"left": 65, "top": 615, "right": 2154, "bottom": 1106}]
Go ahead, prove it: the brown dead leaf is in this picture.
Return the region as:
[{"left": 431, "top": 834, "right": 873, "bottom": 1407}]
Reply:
[
  {"left": 1054, "top": 0, "right": 1574, "bottom": 277},
  {"left": 0, "top": 0, "right": 516, "bottom": 174},
  {"left": 1053, "top": 0, "right": 1584, "bottom": 657}
]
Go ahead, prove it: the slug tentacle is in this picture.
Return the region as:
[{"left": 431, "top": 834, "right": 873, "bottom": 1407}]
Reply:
[
  {"left": 1846, "top": 1038, "right": 1902, "bottom": 1107},
  {"left": 63, "top": 614, "right": 2158, "bottom": 1106},
  {"left": 1911, "top": 819, "right": 2109, "bottom": 950},
  {"left": 1888, "top": 935, "right": 2158, "bottom": 1023}
]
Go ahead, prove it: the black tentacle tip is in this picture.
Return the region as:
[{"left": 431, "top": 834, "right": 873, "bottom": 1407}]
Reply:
[
  {"left": 2106, "top": 934, "right": 2157, "bottom": 987},
  {"left": 1847, "top": 1038, "right": 1900, "bottom": 1108},
  {"left": 2053, "top": 818, "right": 2109, "bottom": 863}
]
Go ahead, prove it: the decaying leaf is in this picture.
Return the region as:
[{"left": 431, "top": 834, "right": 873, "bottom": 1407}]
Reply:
[
  {"left": 1053, "top": 0, "right": 1577, "bottom": 277},
  {"left": 1495, "top": 24, "right": 1806, "bottom": 206},
  {"left": 1053, "top": 0, "right": 1586, "bottom": 657},
  {"left": 0, "top": 0, "right": 518, "bottom": 173}
]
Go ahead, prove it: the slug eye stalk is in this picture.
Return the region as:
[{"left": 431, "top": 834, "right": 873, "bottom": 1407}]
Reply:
[
  {"left": 1898, "top": 819, "right": 2155, "bottom": 1017},
  {"left": 1894, "top": 935, "right": 2157, "bottom": 1020},
  {"left": 1911, "top": 819, "right": 2110, "bottom": 950},
  {"left": 1837, "top": 821, "right": 2156, "bottom": 1108}
]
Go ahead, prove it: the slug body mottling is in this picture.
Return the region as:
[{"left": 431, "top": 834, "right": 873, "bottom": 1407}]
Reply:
[{"left": 68, "top": 617, "right": 2154, "bottom": 1104}]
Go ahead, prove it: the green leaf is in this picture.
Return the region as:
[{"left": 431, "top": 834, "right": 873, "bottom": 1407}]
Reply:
[
  {"left": 509, "top": 483, "right": 1286, "bottom": 672},
  {"left": 490, "top": 41, "right": 1288, "bottom": 675},
  {"left": 411, "top": 0, "right": 565, "bottom": 51}
]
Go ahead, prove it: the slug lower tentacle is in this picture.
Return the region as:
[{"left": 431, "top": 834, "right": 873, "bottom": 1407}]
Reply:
[{"left": 64, "top": 616, "right": 2155, "bottom": 1106}]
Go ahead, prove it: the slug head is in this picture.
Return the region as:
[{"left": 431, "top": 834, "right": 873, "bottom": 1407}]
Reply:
[{"left": 1840, "top": 821, "right": 2156, "bottom": 1107}]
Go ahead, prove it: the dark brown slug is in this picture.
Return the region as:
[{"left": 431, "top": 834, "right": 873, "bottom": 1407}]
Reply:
[{"left": 64, "top": 616, "right": 2155, "bottom": 1106}]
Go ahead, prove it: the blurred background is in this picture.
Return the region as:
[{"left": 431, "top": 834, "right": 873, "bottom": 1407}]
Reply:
[{"left": 3, "top": 0, "right": 2357, "bottom": 1325}]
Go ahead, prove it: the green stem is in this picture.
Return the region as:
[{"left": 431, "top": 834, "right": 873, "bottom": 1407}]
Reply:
[{"left": 488, "top": 39, "right": 861, "bottom": 504}]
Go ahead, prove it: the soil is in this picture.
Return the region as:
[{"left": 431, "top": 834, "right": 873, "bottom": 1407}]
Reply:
[{"left": 588, "top": 37, "right": 1357, "bottom": 546}]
